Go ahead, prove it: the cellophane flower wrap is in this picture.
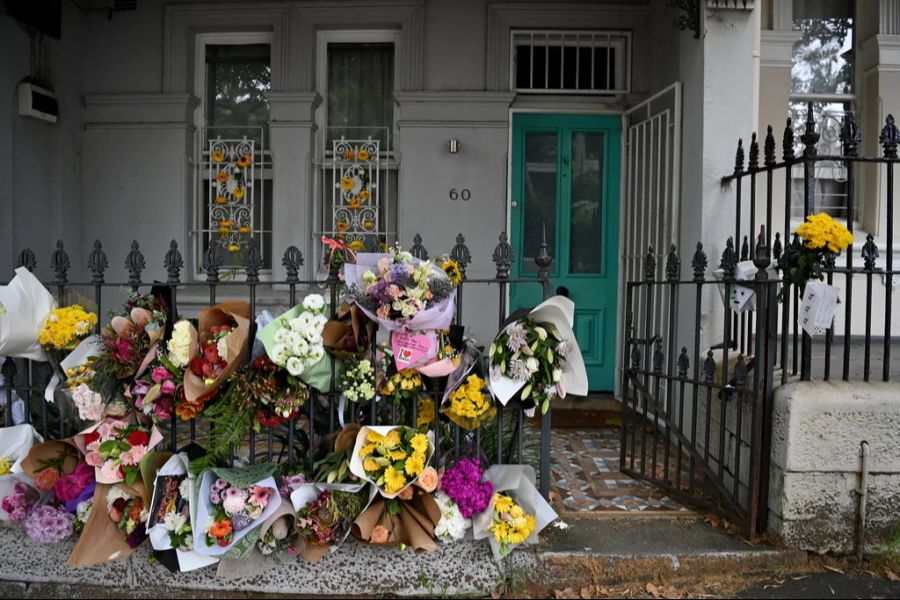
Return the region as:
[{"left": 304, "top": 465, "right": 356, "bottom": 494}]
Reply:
[
  {"left": 439, "top": 456, "right": 492, "bottom": 519},
  {"left": 181, "top": 301, "right": 251, "bottom": 418},
  {"left": 193, "top": 464, "right": 281, "bottom": 557},
  {"left": 90, "top": 294, "right": 167, "bottom": 403},
  {"left": 443, "top": 373, "right": 496, "bottom": 430},
  {"left": 782, "top": 212, "right": 854, "bottom": 293},
  {"left": 489, "top": 319, "right": 571, "bottom": 414},
  {"left": 77, "top": 419, "right": 163, "bottom": 484},
  {"left": 343, "top": 245, "right": 458, "bottom": 332},
  {"left": 349, "top": 426, "right": 435, "bottom": 499}
]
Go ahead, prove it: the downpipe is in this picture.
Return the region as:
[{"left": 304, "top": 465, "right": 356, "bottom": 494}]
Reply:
[{"left": 856, "top": 440, "right": 870, "bottom": 562}]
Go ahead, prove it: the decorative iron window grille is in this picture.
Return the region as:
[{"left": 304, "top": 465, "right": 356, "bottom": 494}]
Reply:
[
  {"left": 511, "top": 30, "right": 631, "bottom": 94},
  {"left": 328, "top": 137, "right": 382, "bottom": 251}
]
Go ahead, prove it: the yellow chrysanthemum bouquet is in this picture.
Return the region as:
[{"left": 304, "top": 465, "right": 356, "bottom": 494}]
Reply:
[
  {"left": 443, "top": 374, "right": 496, "bottom": 430},
  {"left": 487, "top": 492, "right": 537, "bottom": 557},
  {"left": 783, "top": 213, "right": 854, "bottom": 293},
  {"left": 349, "top": 425, "right": 434, "bottom": 498},
  {"left": 38, "top": 305, "right": 97, "bottom": 353}
]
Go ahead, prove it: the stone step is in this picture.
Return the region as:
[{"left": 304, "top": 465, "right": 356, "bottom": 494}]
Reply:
[{"left": 0, "top": 514, "right": 809, "bottom": 598}]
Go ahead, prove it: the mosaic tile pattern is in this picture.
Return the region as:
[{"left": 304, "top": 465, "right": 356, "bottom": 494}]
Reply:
[{"left": 548, "top": 428, "right": 692, "bottom": 513}]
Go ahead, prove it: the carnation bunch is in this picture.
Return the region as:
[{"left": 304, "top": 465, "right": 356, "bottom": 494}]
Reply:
[
  {"left": 488, "top": 492, "right": 537, "bottom": 557},
  {"left": 25, "top": 505, "right": 74, "bottom": 543},
  {"left": 434, "top": 491, "right": 469, "bottom": 543},
  {"left": 783, "top": 212, "right": 854, "bottom": 293},
  {"left": 1, "top": 481, "right": 38, "bottom": 521},
  {"left": 269, "top": 295, "right": 328, "bottom": 377},
  {"left": 444, "top": 374, "right": 495, "bottom": 430},
  {"left": 354, "top": 244, "right": 456, "bottom": 322},
  {"left": 489, "top": 319, "right": 571, "bottom": 414},
  {"left": 83, "top": 420, "right": 154, "bottom": 484},
  {"left": 38, "top": 305, "right": 97, "bottom": 352},
  {"left": 440, "top": 457, "right": 492, "bottom": 518},
  {"left": 204, "top": 478, "right": 272, "bottom": 547},
  {"left": 339, "top": 358, "right": 376, "bottom": 403},
  {"left": 106, "top": 484, "right": 148, "bottom": 548},
  {"left": 357, "top": 427, "right": 431, "bottom": 495}
]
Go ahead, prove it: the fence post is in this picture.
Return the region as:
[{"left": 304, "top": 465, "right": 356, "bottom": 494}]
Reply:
[
  {"left": 535, "top": 223, "right": 554, "bottom": 499},
  {"left": 799, "top": 102, "right": 819, "bottom": 380}
]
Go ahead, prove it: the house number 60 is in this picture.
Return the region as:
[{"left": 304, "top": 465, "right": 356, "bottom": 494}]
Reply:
[{"left": 449, "top": 188, "right": 471, "bottom": 201}]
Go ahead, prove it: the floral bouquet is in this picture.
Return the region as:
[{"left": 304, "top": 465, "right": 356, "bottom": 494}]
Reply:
[
  {"left": 75, "top": 418, "right": 163, "bottom": 484},
  {"left": 181, "top": 301, "right": 251, "bottom": 417},
  {"left": 380, "top": 368, "right": 426, "bottom": 404},
  {"left": 351, "top": 483, "right": 442, "bottom": 552},
  {"left": 439, "top": 456, "right": 493, "bottom": 519},
  {"left": 106, "top": 483, "right": 149, "bottom": 548},
  {"left": 193, "top": 464, "right": 282, "bottom": 557},
  {"left": 414, "top": 326, "right": 466, "bottom": 377},
  {"left": 147, "top": 453, "right": 218, "bottom": 573},
  {"left": 472, "top": 464, "right": 557, "bottom": 560},
  {"left": 38, "top": 305, "right": 98, "bottom": 381},
  {"left": 441, "top": 346, "right": 495, "bottom": 430},
  {"left": 349, "top": 425, "right": 435, "bottom": 499},
  {"left": 292, "top": 483, "right": 370, "bottom": 562},
  {"left": 488, "top": 296, "right": 587, "bottom": 414},
  {"left": 433, "top": 490, "right": 470, "bottom": 543},
  {"left": 259, "top": 294, "right": 334, "bottom": 392},
  {"left": 313, "top": 423, "right": 363, "bottom": 485},
  {"left": 782, "top": 212, "right": 854, "bottom": 293},
  {"left": 256, "top": 500, "right": 298, "bottom": 557},
  {"left": 0, "top": 266, "right": 55, "bottom": 361},
  {"left": 90, "top": 293, "right": 168, "bottom": 402},
  {"left": 322, "top": 301, "right": 377, "bottom": 359},
  {"left": 343, "top": 244, "right": 458, "bottom": 332},
  {"left": 130, "top": 319, "right": 194, "bottom": 423},
  {"left": 339, "top": 358, "right": 376, "bottom": 404},
  {"left": 0, "top": 424, "right": 43, "bottom": 518},
  {"left": 192, "top": 356, "right": 309, "bottom": 471}
]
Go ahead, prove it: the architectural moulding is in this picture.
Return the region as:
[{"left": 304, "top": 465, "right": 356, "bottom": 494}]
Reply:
[
  {"left": 83, "top": 93, "right": 200, "bottom": 127},
  {"left": 760, "top": 30, "right": 801, "bottom": 68},
  {"left": 394, "top": 91, "right": 515, "bottom": 128}
]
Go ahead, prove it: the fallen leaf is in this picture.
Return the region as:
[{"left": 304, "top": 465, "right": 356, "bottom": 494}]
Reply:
[
  {"left": 828, "top": 583, "right": 835, "bottom": 595},
  {"left": 791, "top": 575, "right": 811, "bottom": 581},
  {"left": 763, "top": 584, "right": 783, "bottom": 591},
  {"left": 645, "top": 582, "right": 684, "bottom": 599},
  {"left": 824, "top": 565, "right": 845, "bottom": 575},
  {"left": 886, "top": 569, "right": 899, "bottom": 581}
]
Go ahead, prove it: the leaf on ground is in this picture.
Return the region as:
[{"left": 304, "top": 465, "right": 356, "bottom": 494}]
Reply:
[
  {"left": 763, "top": 584, "right": 783, "bottom": 590},
  {"left": 704, "top": 513, "right": 723, "bottom": 528},
  {"left": 578, "top": 585, "right": 608, "bottom": 598},
  {"left": 828, "top": 583, "right": 835, "bottom": 595},
  {"left": 549, "top": 491, "right": 562, "bottom": 504},
  {"left": 490, "top": 586, "right": 504, "bottom": 599},
  {"left": 824, "top": 565, "right": 845, "bottom": 575},
  {"left": 645, "top": 582, "right": 684, "bottom": 599},
  {"left": 886, "top": 569, "right": 899, "bottom": 581},
  {"left": 790, "top": 575, "right": 811, "bottom": 581}
]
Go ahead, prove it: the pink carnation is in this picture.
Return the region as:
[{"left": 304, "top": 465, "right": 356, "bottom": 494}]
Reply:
[
  {"left": 120, "top": 445, "right": 147, "bottom": 466},
  {"left": 85, "top": 451, "right": 103, "bottom": 467},
  {"left": 100, "top": 460, "right": 123, "bottom": 481}
]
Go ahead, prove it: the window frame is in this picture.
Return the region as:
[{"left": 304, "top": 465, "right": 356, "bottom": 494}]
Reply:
[{"left": 191, "top": 31, "right": 275, "bottom": 280}]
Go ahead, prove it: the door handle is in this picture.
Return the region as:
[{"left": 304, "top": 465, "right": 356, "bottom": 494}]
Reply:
[{"left": 556, "top": 286, "right": 570, "bottom": 298}]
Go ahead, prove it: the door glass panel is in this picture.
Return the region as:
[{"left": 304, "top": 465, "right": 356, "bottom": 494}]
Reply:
[
  {"left": 523, "top": 131, "right": 558, "bottom": 272},
  {"left": 569, "top": 131, "right": 604, "bottom": 273}
]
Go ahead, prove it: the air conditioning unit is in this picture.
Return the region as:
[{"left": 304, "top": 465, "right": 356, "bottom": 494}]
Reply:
[{"left": 18, "top": 82, "right": 58, "bottom": 123}]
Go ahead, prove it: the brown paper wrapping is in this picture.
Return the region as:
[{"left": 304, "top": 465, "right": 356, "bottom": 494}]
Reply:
[
  {"left": 351, "top": 489, "right": 441, "bottom": 552},
  {"left": 183, "top": 301, "right": 251, "bottom": 403},
  {"left": 322, "top": 302, "right": 377, "bottom": 359},
  {"left": 67, "top": 479, "right": 150, "bottom": 567},
  {"left": 19, "top": 439, "right": 81, "bottom": 478}
]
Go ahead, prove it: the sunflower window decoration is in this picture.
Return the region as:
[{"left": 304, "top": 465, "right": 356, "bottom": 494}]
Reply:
[
  {"left": 332, "top": 137, "right": 381, "bottom": 253},
  {"left": 208, "top": 136, "right": 256, "bottom": 257}
]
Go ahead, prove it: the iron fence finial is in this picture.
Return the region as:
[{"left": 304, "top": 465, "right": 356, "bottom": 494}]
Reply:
[
  {"left": 754, "top": 226, "right": 771, "bottom": 273},
  {"left": 450, "top": 233, "right": 472, "bottom": 279},
  {"left": 203, "top": 242, "right": 224, "bottom": 283},
  {"left": 164, "top": 240, "right": 183, "bottom": 284},
  {"left": 764, "top": 125, "right": 776, "bottom": 166},
  {"left": 282, "top": 246, "right": 303, "bottom": 283},
  {"left": 535, "top": 223, "right": 553, "bottom": 270},
  {"left": 734, "top": 138, "right": 745, "bottom": 175},
  {"left": 653, "top": 338, "right": 664, "bottom": 373},
  {"left": 840, "top": 113, "right": 861, "bottom": 158},
  {"left": 773, "top": 232, "right": 783, "bottom": 265},
  {"left": 703, "top": 350, "right": 716, "bottom": 382},
  {"left": 125, "top": 240, "right": 145, "bottom": 286},
  {"left": 666, "top": 244, "right": 680, "bottom": 281},
  {"left": 880, "top": 114, "right": 899, "bottom": 159},
  {"left": 863, "top": 234, "right": 879, "bottom": 271},
  {"left": 720, "top": 237, "right": 737, "bottom": 279},
  {"left": 740, "top": 235, "right": 750, "bottom": 261},
  {"left": 692, "top": 242, "right": 707, "bottom": 282},
  {"left": 244, "top": 238, "right": 263, "bottom": 283},
  {"left": 644, "top": 245, "right": 657, "bottom": 281},
  {"left": 677, "top": 347, "right": 690, "bottom": 378},
  {"left": 410, "top": 233, "right": 428, "bottom": 260},
  {"left": 87, "top": 240, "right": 108, "bottom": 285},
  {"left": 492, "top": 231, "right": 514, "bottom": 279},
  {"left": 748, "top": 132, "right": 759, "bottom": 170},
  {"left": 801, "top": 101, "right": 819, "bottom": 157},
  {"left": 782, "top": 117, "right": 795, "bottom": 161},
  {"left": 733, "top": 354, "right": 748, "bottom": 387},
  {"left": 51, "top": 240, "right": 70, "bottom": 285},
  {"left": 16, "top": 249, "right": 36, "bottom": 272}
]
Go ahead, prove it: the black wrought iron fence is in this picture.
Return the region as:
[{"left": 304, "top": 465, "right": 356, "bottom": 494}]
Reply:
[
  {"left": 622, "top": 103, "right": 900, "bottom": 539},
  {"left": 1, "top": 229, "right": 556, "bottom": 497}
]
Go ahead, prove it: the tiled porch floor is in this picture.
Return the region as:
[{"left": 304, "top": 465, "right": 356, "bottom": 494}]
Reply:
[{"left": 549, "top": 427, "right": 692, "bottom": 514}]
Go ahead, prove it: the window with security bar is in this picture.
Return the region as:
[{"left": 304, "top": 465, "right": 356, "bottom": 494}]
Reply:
[
  {"left": 194, "top": 39, "right": 273, "bottom": 275},
  {"left": 317, "top": 38, "right": 398, "bottom": 257},
  {"left": 511, "top": 30, "right": 630, "bottom": 94},
  {"left": 789, "top": 0, "right": 856, "bottom": 221}
]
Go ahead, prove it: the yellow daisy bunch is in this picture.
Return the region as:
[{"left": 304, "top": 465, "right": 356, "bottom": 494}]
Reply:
[
  {"left": 444, "top": 374, "right": 496, "bottom": 430},
  {"left": 796, "top": 212, "right": 853, "bottom": 253},
  {"left": 39, "top": 305, "right": 98, "bottom": 351},
  {"left": 489, "top": 492, "right": 537, "bottom": 556},
  {"left": 380, "top": 368, "right": 425, "bottom": 400},
  {"left": 357, "top": 427, "right": 431, "bottom": 495}
]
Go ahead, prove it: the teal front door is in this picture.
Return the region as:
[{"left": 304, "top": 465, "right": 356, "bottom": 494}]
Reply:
[{"left": 510, "top": 113, "right": 621, "bottom": 392}]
